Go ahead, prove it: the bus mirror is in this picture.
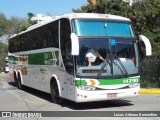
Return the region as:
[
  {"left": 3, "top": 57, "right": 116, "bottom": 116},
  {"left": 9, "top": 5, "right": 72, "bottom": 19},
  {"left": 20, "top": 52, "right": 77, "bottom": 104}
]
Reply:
[
  {"left": 139, "top": 35, "right": 152, "bottom": 56},
  {"left": 70, "top": 33, "right": 79, "bottom": 56}
]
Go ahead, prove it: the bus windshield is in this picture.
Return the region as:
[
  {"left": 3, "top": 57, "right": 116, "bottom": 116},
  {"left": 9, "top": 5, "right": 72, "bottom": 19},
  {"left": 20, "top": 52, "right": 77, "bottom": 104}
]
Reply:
[
  {"left": 73, "top": 20, "right": 134, "bottom": 37},
  {"left": 76, "top": 38, "right": 139, "bottom": 78}
]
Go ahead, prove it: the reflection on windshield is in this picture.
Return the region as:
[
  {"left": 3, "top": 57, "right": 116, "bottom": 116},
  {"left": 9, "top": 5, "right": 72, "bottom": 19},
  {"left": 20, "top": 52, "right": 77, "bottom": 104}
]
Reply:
[
  {"left": 76, "top": 38, "right": 139, "bottom": 78},
  {"left": 73, "top": 20, "right": 134, "bottom": 37}
]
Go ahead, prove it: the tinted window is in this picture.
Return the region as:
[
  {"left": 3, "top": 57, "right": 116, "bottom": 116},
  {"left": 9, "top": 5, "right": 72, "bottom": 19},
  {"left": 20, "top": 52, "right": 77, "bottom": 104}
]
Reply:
[
  {"left": 73, "top": 20, "right": 134, "bottom": 37},
  {"left": 9, "top": 20, "right": 59, "bottom": 53}
]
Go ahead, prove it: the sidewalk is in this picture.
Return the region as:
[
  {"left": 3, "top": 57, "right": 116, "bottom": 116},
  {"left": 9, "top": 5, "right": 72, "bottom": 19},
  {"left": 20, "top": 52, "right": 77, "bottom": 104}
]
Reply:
[{"left": 140, "top": 88, "right": 160, "bottom": 94}]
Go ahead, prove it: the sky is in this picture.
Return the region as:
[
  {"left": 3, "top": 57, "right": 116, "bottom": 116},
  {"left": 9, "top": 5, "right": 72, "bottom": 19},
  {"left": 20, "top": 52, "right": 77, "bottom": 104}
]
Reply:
[{"left": 0, "top": 0, "right": 87, "bottom": 18}]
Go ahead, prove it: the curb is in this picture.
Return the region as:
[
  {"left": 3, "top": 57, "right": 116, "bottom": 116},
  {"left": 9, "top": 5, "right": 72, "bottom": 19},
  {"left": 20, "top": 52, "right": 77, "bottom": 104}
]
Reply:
[{"left": 140, "top": 89, "right": 160, "bottom": 94}]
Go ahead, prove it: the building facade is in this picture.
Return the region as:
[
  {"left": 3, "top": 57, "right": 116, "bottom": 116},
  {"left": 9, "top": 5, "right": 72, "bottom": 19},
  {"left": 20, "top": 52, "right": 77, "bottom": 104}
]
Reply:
[{"left": 88, "top": 0, "right": 141, "bottom": 6}]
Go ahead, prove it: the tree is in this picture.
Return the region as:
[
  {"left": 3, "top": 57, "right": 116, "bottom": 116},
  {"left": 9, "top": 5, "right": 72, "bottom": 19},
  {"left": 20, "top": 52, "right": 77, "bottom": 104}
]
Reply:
[
  {"left": 27, "top": 12, "right": 37, "bottom": 26},
  {"left": 27, "top": 12, "right": 34, "bottom": 20},
  {"left": 0, "top": 12, "right": 37, "bottom": 72},
  {"left": 8, "top": 12, "right": 37, "bottom": 33},
  {"left": 0, "top": 13, "right": 9, "bottom": 37},
  {"left": 19, "top": 12, "right": 37, "bottom": 31},
  {"left": 8, "top": 16, "right": 28, "bottom": 34},
  {"left": 0, "top": 41, "right": 8, "bottom": 71}
]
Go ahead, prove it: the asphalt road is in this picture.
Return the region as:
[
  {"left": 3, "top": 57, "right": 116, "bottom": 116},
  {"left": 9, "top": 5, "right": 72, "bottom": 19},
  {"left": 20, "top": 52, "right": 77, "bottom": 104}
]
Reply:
[{"left": 0, "top": 73, "right": 160, "bottom": 120}]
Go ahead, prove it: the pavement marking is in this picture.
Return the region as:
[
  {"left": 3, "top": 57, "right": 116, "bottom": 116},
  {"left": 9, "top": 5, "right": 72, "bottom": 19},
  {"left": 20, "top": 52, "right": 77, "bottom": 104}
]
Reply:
[{"left": 140, "top": 89, "right": 160, "bottom": 94}]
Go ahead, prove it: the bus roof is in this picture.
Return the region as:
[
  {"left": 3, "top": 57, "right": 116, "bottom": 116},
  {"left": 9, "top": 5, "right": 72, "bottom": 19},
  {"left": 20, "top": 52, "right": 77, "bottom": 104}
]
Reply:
[
  {"left": 9, "top": 13, "right": 131, "bottom": 39},
  {"left": 62, "top": 13, "right": 130, "bottom": 21}
]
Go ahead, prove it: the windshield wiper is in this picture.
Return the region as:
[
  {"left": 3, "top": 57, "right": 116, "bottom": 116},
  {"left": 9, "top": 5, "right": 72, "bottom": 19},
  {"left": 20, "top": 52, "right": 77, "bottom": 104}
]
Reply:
[
  {"left": 113, "top": 53, "right": 129, "bottom": 77},
  {"left": 97, "top": 54, "right": 111, "bottom": 79},
  {"left": 97, "top": 54, "right": 129, "bottom": 78}
]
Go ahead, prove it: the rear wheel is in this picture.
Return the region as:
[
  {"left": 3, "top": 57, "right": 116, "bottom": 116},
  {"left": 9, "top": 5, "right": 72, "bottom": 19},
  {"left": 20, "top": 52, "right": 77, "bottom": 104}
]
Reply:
[
  {"left": 17, "top": 73, "right": 23, "bottom": 90},
  {"left": 14, "top": 72, "right": 18, "bottom": 86},
  {"left": 50, "top": 80, "right": 63, "bottom": 104}
]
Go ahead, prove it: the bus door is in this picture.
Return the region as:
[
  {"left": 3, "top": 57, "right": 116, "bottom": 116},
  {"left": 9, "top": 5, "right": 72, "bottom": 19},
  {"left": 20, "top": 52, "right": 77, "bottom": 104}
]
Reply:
[
  {"left": 59, "top": 55, "right": 75, "bottom": 100},
  {"left": 60, "top": 18, "right": 75, "bottom": 100}
]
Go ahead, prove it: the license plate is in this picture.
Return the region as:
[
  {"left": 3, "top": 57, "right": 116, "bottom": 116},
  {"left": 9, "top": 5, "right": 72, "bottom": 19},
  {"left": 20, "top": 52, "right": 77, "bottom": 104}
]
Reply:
[{"left": 107, "top": 93, "right": 117, "bottom": 98}]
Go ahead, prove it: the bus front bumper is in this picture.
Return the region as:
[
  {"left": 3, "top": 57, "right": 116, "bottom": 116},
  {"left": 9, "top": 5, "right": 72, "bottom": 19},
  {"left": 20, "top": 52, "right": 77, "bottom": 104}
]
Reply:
[{"left": 74, "top": 87, "right": 140, "bottom": 103}]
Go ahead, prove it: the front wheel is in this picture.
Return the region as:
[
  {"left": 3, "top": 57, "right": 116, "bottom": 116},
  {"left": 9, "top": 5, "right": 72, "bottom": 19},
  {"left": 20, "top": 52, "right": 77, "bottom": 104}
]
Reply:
[{"left": 50, "top": 81, "right": 63, "bottom": 104}]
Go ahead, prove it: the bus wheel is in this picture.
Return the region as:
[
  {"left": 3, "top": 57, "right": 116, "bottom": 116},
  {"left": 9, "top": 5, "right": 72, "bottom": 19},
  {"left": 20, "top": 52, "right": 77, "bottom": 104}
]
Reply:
[
  {"left": 14, "top": 72, "right": 18, "bottom": 86},
  {"left": 50, "top": 81, "right": 63, "bottom": 104},
  {"left": 17, "top": 73, "right": 23, "bottom": 90}
]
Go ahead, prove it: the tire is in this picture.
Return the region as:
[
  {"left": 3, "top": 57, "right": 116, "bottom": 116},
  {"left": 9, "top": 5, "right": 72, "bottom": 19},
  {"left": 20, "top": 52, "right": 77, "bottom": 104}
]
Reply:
[
  {"left": 14, "top": 72, "right": 18, "bottom": 86},
  {"left": 17, "top": 73, "right": 23, "bottom": 90},
  {"left": 50, "top": 80, "right": 63, "bottom": 104}
]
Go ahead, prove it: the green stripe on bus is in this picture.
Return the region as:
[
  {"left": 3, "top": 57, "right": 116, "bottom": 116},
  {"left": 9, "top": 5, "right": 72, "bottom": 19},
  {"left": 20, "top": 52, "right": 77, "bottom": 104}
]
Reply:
[
  {"left": 28, "top": 53, "right": 45, "bottom": 65},
  {"left": 75, "top": 77, "right": 140, "bottom": 86},
  {"left": 28, "top": 51, "right": 59, "bottom": 65},
  {"left": 75, "top": 80, "right": 88, "bottom": 86}
]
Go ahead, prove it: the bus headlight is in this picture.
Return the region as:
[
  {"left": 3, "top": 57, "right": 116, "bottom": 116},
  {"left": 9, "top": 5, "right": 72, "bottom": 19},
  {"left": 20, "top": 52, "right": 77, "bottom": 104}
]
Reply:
[
  {"left": 78, "top": 85, "right": 96, "bottom": 91},
  {"left": 129, "top": 83, "right": 140, "bottom": 88}
]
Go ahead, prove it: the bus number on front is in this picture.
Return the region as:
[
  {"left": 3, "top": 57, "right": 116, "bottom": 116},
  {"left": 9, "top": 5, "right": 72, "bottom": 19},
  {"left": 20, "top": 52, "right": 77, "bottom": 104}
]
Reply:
[{"left": 123, "top": 78, "right": 139, "bottom": 84}]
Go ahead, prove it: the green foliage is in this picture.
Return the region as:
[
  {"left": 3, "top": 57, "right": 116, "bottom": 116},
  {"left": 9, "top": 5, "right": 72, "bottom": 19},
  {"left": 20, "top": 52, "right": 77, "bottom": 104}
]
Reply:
[
  {"left": 27, "top": 12, "right": 34, "bottom": 20},
  {"left": 18, "top": 12, "right": 37, "bottom": 31},
  {"left": 0, "top": 42, "right": 8, "bottom": 71},
  {"left": 0, "top": 12, "right": 37, "bottom": 71},
  {"left": 8, "top": 16, "right": 28, "bottom": 34},
  {"left": 0, "top": 13, "right": 9, "bottom": 36},
  {"left": 140, "top": 57, "right": 160, "bottom": 88},
  {"left": 73, "top": 0, "right": 160, "bottom": 58},
  {"left": 0, "top": 12, "right": 37, "bottom": 36}
]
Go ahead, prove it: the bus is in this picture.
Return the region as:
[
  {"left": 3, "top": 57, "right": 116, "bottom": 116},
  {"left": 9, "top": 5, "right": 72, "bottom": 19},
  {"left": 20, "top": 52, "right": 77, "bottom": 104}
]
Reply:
[
  {"left": 8, "top": 13, "right": 152, "bottom": 103},
  {"left": 5, "top": 57, "right": 9, "bottom": 73}
]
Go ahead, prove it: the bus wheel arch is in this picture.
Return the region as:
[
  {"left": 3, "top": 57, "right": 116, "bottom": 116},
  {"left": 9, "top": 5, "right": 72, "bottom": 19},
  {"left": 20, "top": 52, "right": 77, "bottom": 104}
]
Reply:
[
  {"left": 17, "top": 71, "right": 24, "bottom": 90},
  {"left": 50, "top": 76, "right": 64, "bottom": 104}
]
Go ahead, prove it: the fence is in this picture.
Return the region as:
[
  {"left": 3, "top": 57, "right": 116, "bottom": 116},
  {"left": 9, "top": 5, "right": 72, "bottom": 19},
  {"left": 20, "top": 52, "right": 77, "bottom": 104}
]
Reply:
[{"left": 140, "top": 57, "right": 160, "bottom": 88}]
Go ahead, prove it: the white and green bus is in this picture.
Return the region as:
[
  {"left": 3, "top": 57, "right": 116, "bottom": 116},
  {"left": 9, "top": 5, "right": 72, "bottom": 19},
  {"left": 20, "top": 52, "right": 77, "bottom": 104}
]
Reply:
[
  {"left": 5, "top": 57, "right": 9, "bottom": 73},
  {"left": 8, "top": 13, "right": 152, "bottom": 103}
]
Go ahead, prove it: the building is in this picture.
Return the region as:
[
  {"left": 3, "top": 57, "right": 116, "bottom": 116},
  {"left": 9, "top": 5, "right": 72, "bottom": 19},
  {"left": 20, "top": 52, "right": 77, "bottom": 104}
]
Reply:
[
  {"left": 123, "top": 0, "right": 141, "bottom": 2},
  {"left": 31, "top": 14, "right": 53, "bottom": 23},
  {"left": 88, "top": 0, "right": 141, "bottom": 6},
  {"left": 27, "top": 14, "right": 55, "bottom": 30},
  {"left": 123, "top": 0, "right": 141, "bottom": 6}
]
